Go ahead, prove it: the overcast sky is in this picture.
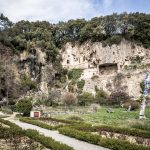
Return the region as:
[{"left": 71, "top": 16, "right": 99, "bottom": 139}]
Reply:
[{"left": 0, "top": 0, "right": 150, "bottom": 23}]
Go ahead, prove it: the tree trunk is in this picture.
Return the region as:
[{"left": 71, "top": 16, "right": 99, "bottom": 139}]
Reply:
[{"left": 139, "top": 97, "right": 146, "bottom": 119}]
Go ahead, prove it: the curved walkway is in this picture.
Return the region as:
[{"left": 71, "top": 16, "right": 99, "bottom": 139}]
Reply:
[{"left": 8, "top": 118, "right": 110, "bottom": 150}]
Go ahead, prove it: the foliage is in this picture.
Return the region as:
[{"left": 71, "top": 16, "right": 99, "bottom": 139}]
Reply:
[
  {"left": 25, "top": 129, "right": 73, "bottom": 150},
  {"left": 54, "top": 106, "right": 150, "bottom": 127},
  {"left": 16, "top": 98, "right": 32, "bottom": 116},
  {"left": 77, "top": 79, "right": 85, "bottom": 89},
  {"left": 109, "top": 91, "right": 129, "bottom": 105},
  {"left": 20, "top": 117, "right": 62, "bottom": 130},
  {"left": 58, "top": 127, "right": 149, "bottom": 150},
  {"left": 62, "top": 92, "right": 77, "bottom": 106},
  {"left": 132, "top": 121, "right": 150, "bottom": 132},
  {"left": 67, "top": 69, "right": 83, "bottom": 80},
  {"left": 1, "top": 106, "right": 13, "bottom": 114},
  {"left": 66, "top": 116, "right": 84, "bottom": 122},
  {"left": 59, "top": 127, "right": 100, "bottom": 144},
  {"left": 34, "top": 90, "right": 62, "bottom": 107},
  {"left": 1, "top": 13, "right": 150, "bottom": 56},
  {"left": 40, "top": 117, "right": 80, "bottom": 124},
  {"left": 20, "top": 74, "right": 37, "bottom": 90},
  {"left": 94, "top": 125, "right": 150, "bottom": 139},
  {"left": 77, "top": 92, "right": 94, "bottom": 106},
  {"left": 123, "top": 100, "right": 140, "bottom": 110},
  {"left": 130, "top": 56, "right": 144, "bottom": 64},
  {"left": 95, "top": 88, "right": 108, "bottom": 105},
  {"left": 0, "top": 51, "right": 20, "bottom": 102},
  {"left": 0, "top": 119, "right": 73, "bottom": 150}
]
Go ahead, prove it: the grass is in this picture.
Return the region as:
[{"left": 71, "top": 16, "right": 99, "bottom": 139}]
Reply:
[{"left": 53, "top": 106, "right": 150, "bottom": 128}]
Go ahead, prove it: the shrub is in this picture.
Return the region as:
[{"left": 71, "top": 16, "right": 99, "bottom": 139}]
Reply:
[
  {"left": 40, "top": 117, "right": 80, "bottom": 125},
  {"left": 95, "top": 88, "right": 108, "bottom": 105},
  {"left": 123, "top": 100, "right": 140, "bottom": 110},
  {"left": 19, "top": 117, "right": 62, "bottom": 130},
  {"left": 77, "top": 79, "right": 85, "bottom": 89},
  {"left": 66, "top": 116, "right": 84, "bottom": 122},
  {"left": 58, "top": 127, "right": 100, "bottom": 144},
  {"left": 20, "top": 74, "right": 37, "bottom": 90},
  {"left": 132, "top": 121, "right": 150, "bottom": 132},
  {"left": 60, "top": 76, "right": 67, "bottom": 83},
  {"left": 1, "top": 106, "right": 13, "bottom": 114},
  {"left": 0, "top": 119, "right": 73, "bottom": 150},
  {"left": 58, "top": 127, "right": 149, "bottom": 150},
  {"left": 108, "top": 35, "right": 122, "bottom": 45},
  {"left": 67, "top": 69, "right": 83, "bottom": 80},
  {"left": 77, "top": 92, "right": 94, "bottom": 106},
  {"left": 25, "top": 129, "right": 73, "bottom": 150},
  {"left": 16, "top": 98, "right": 32, "bottom": 116},
  {"left": 109, "top": 91, "right": 129, "bottom": 105},
  {"left": 61, "top": 92, "right": 77, "bottom": 107}
]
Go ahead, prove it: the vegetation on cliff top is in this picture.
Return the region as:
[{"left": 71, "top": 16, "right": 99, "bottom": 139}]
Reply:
[{"left": 0, "top": 12, "right": 150, "bottom": 59}]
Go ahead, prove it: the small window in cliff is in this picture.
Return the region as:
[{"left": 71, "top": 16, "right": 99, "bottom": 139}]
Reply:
[
  {"left": 83, "top": 56, "right": 85, "bottom": 62},
  {"left": 67, "top": 60, "right": 70, "bottom": 64}
]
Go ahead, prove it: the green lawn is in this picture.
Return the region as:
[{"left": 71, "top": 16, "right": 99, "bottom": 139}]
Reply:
[{"left": 53, "top": 106, "right": 150, "bottom": 128}]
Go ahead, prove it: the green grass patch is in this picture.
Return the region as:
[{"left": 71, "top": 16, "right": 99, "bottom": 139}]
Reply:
[{"left": 53, "top": 106, "right": 150, "bottom": 128}]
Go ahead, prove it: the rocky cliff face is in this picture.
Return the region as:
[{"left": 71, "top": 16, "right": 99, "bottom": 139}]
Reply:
[
  {"left": 18, "top": 48, "right": 58, "bottom": 100},
  {"left": 1, "top": 40, "right": 149, "bottom": 101},
  {"left": 61, "top": 40, "right": 150, "bottom": 98}
]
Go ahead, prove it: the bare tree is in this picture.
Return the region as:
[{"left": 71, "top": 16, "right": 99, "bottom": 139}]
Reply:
[
  {"left": 139, "top": 73, "right": 150, "bottom": 119},
  {"left": 0, "top": 44, "right": 20, "bottom": 104},
  {"left": 62, "top": 92, "right": 77, "bottom": 107}
]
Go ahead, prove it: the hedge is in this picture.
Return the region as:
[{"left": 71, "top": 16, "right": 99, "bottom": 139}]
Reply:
[
  {"left": 58, "top": 127, "right": 150, "bottom": 150},
  {"left": 94, "top": 125, "right": 150, "bottom": 139},
  {"left": 25, "top": 129, "right": 73, "bottom": 150},
  {"left": 33, "top": 117, "right": 150, "bottom": 139},
  {"left": 20, "top": 117, "right": 63, "bottom": 130},
  {"left": 0, "top": 119, "right": 74, "bottom": 150},
  {"left": 67, "top": 123, "right": 150, "bottom": 139},
  {"left": 72, "top": 124, "right": 150, "bottom": 139},
  {"left": 40, "top": 117, "right": 80, "bottom": 124},
  {"left": 22, "top": 117, "right": 150, "bottom": 139}
]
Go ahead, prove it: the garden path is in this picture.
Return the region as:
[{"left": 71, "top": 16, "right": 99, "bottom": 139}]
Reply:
[{"left": 7, "top": 117, "right": 110, "bottom": 150}]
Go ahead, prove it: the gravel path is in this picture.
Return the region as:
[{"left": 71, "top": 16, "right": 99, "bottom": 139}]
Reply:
[{"left": 9, "top": 119, "right": 110, "bottom": 150}]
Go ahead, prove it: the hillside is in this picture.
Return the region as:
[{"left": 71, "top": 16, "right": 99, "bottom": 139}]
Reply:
[{"left": 0, "top": 12, "right": 150, "bottom": 105}]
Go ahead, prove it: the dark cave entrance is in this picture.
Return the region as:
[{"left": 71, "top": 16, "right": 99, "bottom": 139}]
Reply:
[{"left": 99, "top": 63, "right": 118, "bottom": 75}]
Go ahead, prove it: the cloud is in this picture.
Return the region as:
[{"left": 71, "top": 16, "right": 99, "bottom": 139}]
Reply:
[
  {"left": 0, "top": 0, "right": 102, "bottom": 22},
  {"left": 0, "top": 0, "right": 149, "bottom": 23}
]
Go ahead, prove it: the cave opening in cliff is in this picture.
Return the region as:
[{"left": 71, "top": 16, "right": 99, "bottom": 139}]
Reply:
[{"left": 99, "top": 63, "right": 118, "bottom": 75}]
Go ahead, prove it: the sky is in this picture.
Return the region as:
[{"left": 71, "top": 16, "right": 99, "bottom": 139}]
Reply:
[{"left": 0, "top": 0, "right": 150, "bottom": 23}]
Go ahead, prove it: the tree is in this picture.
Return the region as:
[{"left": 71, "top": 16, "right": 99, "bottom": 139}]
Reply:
[
  {"left": 95, "top": 88, "right": 108, "bottom": 105},
  {"left": 62, "top": 92, "right": 77, "bottom": 107},
  {"left": 77, "top": 92, "right": 94, "bottom": 106},
  {"left": 109, "top": 91, "right": 129, "bottom": 105},
  {"left": 16, "top": 98, "right": 32, "bottom": 116},
  {"left": 139, "top": 73, "right": 150, "bottom": 119},
  {"left": 0, "top": 45, "right": 21, "bottom": 103}
]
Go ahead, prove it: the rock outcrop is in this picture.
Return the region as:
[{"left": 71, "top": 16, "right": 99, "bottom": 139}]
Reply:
[{"left": 61, "top": 40, "right": 150, "bottom": 98}]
